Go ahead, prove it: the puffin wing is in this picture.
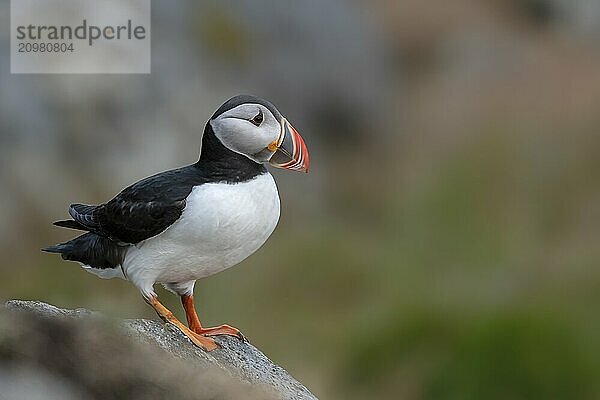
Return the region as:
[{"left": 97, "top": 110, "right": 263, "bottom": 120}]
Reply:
[{"left": 65, "top": 167, "right": 202, "bottom": 244}]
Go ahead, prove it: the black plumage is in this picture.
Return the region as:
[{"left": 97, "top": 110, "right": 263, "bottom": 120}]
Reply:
[
  {"left": 210, "top": 94, "right": 281, "bottom": 122},
  {"left": 44, "top": 233, "right": 127, "bottom": 270},
  {"left": 44, "top": 112, "right": 267, "bottom": 270}
]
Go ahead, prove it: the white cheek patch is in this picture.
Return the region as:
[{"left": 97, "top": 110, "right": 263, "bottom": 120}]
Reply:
[
  {"left": 211, "top": 119, "right": 263, "bottom": 155},
  {"left": 210, "top": 110, "right": 280, "bottom": 158}
]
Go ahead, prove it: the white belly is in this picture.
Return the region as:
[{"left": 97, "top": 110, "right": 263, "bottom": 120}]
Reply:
[{"left": 122, "top": 173, "right": 280, "bottom": 294}]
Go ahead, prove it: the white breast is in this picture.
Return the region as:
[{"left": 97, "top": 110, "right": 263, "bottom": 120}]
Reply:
[{"left": 122, "top": 173, "right": 280, "bottom": 294}]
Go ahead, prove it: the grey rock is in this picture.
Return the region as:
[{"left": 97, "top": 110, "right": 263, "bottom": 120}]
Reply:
[
  {"left": 3, "top": 299, "right": 318, "bottom": 400},
  {"left": 5, "top": 299, "right": 99, "bottom": 318}
]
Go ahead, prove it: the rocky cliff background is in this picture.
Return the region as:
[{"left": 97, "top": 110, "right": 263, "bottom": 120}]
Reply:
[{"left": 1, "top": 1, "right": 600, "bottom": 399}]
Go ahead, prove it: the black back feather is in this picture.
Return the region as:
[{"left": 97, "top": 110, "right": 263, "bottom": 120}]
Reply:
[
  {"left": 53, "top": 220, "right": 87, "bottom": 230},
  {"left": 45, "top": 120, "right": 266, "bottom": 268}
]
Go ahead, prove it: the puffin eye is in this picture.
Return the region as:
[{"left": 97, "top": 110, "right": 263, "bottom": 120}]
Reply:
[{"left": 250, "top": 110, "right": 263, "bottom": 126}]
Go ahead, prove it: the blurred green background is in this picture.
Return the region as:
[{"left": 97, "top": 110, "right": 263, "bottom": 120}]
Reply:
[{"left": 1, "top": 1, "right": 600, "bottom": 399}]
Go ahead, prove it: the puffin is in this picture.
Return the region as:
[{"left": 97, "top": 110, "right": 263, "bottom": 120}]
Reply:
[{"left": 44, "top": 95, "right": 309, "bottom": 351}]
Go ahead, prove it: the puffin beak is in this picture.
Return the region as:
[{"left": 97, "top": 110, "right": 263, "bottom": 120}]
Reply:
[{"left": 268, "top": 118, "right": 310, "bottom": 173}]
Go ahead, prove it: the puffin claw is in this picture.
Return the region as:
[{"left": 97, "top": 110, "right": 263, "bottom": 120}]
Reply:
[{"left": 194, "top": 324, "right": 245, "bottom": 341}]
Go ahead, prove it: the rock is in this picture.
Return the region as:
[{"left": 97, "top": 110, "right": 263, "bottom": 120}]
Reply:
[{"left": 2, "top": 300, "right": 318, "bottom": 400}]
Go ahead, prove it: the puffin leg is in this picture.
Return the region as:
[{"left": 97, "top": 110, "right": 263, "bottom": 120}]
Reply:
[
  {"left": 146, "top": 295, "right": 218, "bottom": 351},
  {"left": 181, "top": 294, "right": 245, "bottom": 340}
]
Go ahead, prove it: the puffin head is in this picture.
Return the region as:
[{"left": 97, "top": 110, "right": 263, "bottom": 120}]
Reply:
[{"left": 208, "top": 95, "right": 309, "bottom": 173}]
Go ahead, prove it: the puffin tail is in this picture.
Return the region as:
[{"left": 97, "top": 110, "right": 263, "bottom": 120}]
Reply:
[
  {"left": 42, "top": 241, "right": 72, "bottom": 258},
  {"left": 42, "top": 232, "right": 126, "bottom": 271}
]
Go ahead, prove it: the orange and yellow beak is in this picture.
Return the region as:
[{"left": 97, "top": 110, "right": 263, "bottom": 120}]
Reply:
[{"left": 268, "top": 118, "right": 309, "bottom": 173}]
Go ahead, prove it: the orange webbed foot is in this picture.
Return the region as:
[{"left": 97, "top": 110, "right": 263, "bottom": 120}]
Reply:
[
  {"left": 181, "top": 294, "right": 245, "bottom": 341},
  {"left": 194, "top": 324, "right": 245, "bottom": 341},
  {"left": 146, "top": 295, "right": 219, "bottom": 351}
]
